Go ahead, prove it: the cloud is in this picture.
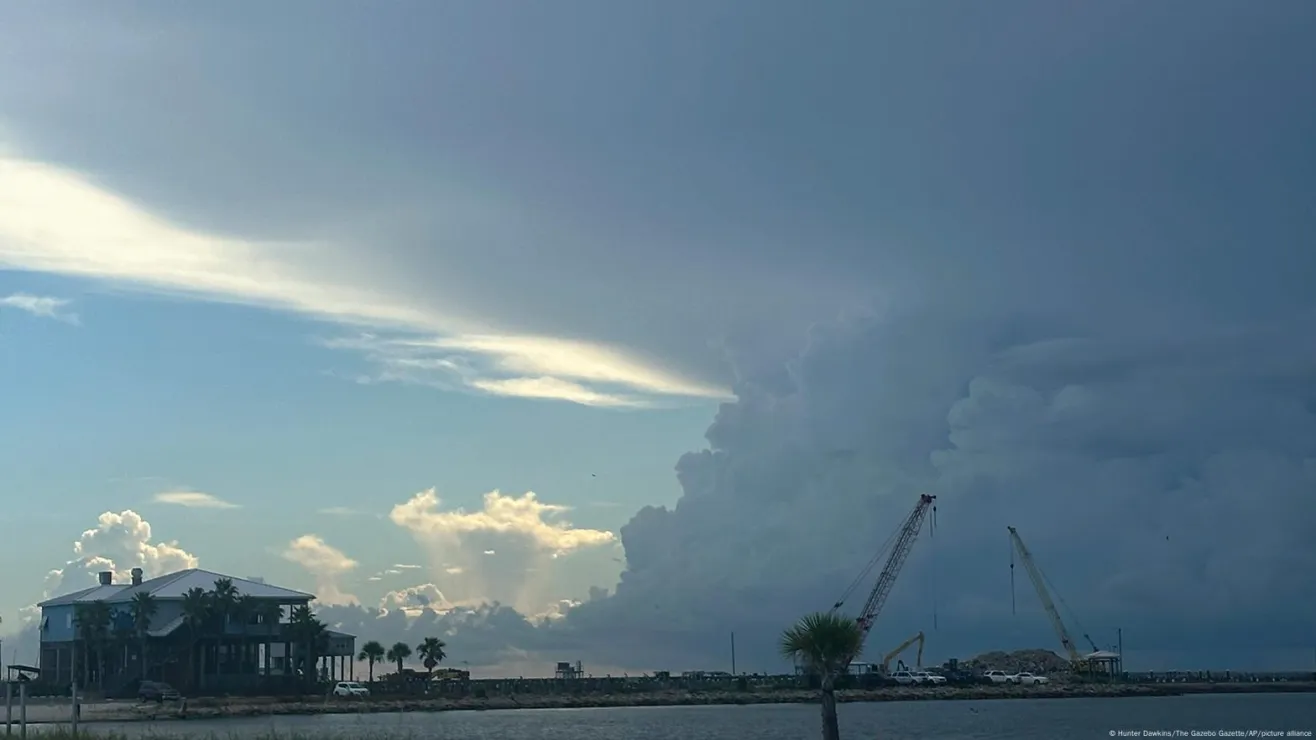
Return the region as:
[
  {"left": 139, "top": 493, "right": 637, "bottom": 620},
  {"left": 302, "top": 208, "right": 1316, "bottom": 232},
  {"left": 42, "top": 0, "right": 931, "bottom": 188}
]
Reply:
[
  {"left": 550, "top": 310, "right": 1316, "bottom": 672},
  {"left": 0, "top": 292, "right": 79, "bottom": 324},
  {"left": 389, "top": 488, "right": 617, "bottom": 615},
  {"left": 281, "top": 535, "right": 359, "bottom": 605},
  {"left": 318, "top": 506, "right": 370, "bottom": 517},
  {"left": 43, "top": 510, "right": 200, "bottom": 598},
  {"left": 0, "top": 156, "right": 728, "bottom": 407},
  {"left": 379, "top": 583, "right": 453, "bottom": 616},
  {"left": 7, "top": 509, "right": 202, "bottom": 665},
  {"left": 152, "top": 490, "right": 240, "bottom": 509},
  {"left": 4, "top": 0, "right": 1315, "bottom": 677}
]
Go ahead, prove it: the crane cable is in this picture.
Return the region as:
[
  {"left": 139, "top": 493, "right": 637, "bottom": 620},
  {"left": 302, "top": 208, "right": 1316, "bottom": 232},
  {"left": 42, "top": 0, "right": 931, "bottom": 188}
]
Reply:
[
  {"left": 1009, "top": 531, "right": 1017, "bottom": 616},
  {"left": 833, "top": 516, "right": 903, "bottom": 611}
]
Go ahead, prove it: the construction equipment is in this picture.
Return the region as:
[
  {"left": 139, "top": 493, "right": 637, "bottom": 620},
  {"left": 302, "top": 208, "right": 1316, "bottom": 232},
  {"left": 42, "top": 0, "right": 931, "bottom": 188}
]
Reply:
[
  {"left": 1006, "top": 526, "right": 1099, "bottom": 670},
  {"left": 881, "top": 631, "right": 925, "bottom": 673},
  {"left": 831, "top": 493, "right": 938, "bottom": 669}
]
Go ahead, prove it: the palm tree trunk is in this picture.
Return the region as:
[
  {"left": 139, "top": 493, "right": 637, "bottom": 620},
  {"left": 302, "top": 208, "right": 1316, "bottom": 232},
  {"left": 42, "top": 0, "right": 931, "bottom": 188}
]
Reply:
[
  {"left": 368, "top": 660, "right": 374, "bottom": 684},
  {"left": 819, "top": 673, "right": 840, "bottom": 740}
]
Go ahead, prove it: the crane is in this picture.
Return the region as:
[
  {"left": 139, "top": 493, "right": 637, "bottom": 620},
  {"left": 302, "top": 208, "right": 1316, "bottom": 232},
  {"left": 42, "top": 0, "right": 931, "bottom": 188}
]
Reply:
[
  {"left": 831, "top": 493, "right": 937, "bottom": 668},
  {"left": 1006, "top": 526, "right": 1097, "bottom": 667},
  {"left": 881, "top": 631, "right": 925, "bottom": 673}
]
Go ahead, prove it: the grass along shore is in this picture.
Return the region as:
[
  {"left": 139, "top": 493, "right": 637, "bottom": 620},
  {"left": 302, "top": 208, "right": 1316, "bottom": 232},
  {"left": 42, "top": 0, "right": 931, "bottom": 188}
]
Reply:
[{"left": 12, "top": 680, "right": 1315, "bottom": 725}]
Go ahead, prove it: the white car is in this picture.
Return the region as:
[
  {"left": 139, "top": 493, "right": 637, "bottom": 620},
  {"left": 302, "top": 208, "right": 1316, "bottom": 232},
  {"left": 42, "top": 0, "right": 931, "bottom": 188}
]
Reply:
[
  {"left": 332, "top": 681, "right": 370, "bottom": 697},
  {"left": 913, "top": 671, "right": 947, "bottom": 685},
  {"left": 889, "top": 670, "right": 918, "bottom": 685},
  {"left": 1010, "top": 672, "right": 1049, "bottom": 685},
  {"left": 984, "top": 670, "right": 1012, "bottom": 684}
]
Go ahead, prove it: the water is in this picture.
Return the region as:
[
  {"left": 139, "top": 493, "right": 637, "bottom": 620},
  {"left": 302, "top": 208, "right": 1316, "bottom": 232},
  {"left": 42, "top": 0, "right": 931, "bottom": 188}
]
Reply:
[{"left": 29, "top": 693, "right": 1316, "bottom": 739}]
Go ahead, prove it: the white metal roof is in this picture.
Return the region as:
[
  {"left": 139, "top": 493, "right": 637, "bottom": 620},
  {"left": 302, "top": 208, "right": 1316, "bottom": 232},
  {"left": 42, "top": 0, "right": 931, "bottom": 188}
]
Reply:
[
  {"left": 38, "top": 568, "right": 314, "bottom": 607},
  {"left": 37, "top": 584, "right": 129, "bottom": 607}
]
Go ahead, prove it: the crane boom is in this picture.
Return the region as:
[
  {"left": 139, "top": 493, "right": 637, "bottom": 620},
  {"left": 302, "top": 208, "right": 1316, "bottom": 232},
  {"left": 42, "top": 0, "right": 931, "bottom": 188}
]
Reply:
[
  {"left": 1006, "top": 526, "right": 1082, "bottom": 664},
  {"left": 833, "top": 493, "right": 937, "bottom": 665}
]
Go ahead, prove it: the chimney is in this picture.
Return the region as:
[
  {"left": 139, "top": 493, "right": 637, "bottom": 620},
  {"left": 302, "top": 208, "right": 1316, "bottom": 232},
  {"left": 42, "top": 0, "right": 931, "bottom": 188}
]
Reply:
[
  {"left": 98, "top": 571, "right": 113, "bottom": 586},
  {"left": 131, "top": 568, "right": 143, "bottom": 586}
]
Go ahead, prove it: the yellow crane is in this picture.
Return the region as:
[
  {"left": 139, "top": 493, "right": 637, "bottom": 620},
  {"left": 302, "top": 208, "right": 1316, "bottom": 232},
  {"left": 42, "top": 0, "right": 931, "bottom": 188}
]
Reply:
[
  {"left": 1007, "top": 526, "right": 1098, "bottom": 670},
  {"left": 880, "top": 631, "right": 925, "bottom": 673}
]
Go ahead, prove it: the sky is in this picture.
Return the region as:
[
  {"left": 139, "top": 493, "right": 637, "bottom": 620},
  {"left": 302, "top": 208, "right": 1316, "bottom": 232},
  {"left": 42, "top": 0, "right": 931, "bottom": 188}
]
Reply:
[{"left": 2, "top": 0, "right": 1315, "bottom": 676}]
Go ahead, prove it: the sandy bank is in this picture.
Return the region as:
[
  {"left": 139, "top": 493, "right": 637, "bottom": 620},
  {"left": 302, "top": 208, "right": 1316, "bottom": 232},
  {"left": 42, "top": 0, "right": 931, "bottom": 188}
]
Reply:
[{"left": 15, "top": 682, "right": 1314, "bottom": 724}]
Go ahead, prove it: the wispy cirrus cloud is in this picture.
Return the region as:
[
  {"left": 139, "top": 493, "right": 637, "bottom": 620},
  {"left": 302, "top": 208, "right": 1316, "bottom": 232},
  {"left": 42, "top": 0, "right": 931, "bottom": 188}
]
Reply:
[
  {"left": 152, "top": 491, "right": 240, "bottom": 509},
  {"left": 315, "top": 333, "right": 723, "bottom": 408},
  {"left": 0, "top": 293, "right": 79, "bottom": 324},
  {"left": 318, "top": 506, "right": 375, "bottom": 517},
  {"left": 0, "top": 156, "right": 728, "bottom": 408}
]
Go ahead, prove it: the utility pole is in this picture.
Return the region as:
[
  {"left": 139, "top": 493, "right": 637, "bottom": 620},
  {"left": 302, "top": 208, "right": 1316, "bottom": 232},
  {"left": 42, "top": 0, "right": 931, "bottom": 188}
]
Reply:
[
  {"left": 1117, "top": 628, "right": 1124, "bottom": 676},
  {"left": 70, "top": 641, "right": 78, "bottom": 735},
  {"left": 730, "top": 632, "right": 737, "bottom": 676}
]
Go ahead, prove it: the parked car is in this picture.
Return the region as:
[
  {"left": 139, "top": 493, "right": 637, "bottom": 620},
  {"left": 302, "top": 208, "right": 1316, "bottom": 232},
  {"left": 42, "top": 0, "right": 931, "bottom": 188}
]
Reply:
[
  {"left": 889, "top": 670, "right": 918, "bottom": 685},
  {"left": 913, "top": 671, "right": 947, "bottom": 685},
  {"left": 983, "top": 670, "right": 1012, "bottom": 684},
  {"left": 332, "top": 681, "right": 371, "bottom": 697},
  {"left": 137, "top": 681, "right": 180, "bottom": 702},
  {"left": 1010, "top": 672, "right": 1049, "bottom": 685}
]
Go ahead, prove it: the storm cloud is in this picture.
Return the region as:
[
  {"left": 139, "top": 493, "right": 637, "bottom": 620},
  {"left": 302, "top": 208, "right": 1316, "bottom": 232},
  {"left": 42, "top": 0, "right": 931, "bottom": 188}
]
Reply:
[{"left": 4, "top": 0, "right": 1314, "bottom": 674}]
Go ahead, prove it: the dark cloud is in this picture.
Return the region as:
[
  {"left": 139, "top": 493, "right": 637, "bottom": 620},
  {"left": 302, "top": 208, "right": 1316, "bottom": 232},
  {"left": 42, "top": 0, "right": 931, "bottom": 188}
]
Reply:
[{"left": 4, "top": 0, "right": 1315, "bottom": 674}]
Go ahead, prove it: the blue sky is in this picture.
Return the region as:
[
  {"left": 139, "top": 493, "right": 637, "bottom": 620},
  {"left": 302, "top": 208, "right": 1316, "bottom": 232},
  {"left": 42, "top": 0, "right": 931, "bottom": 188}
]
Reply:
[{"left": 2, "top": 0, "right": 1315, "bottom": 674}]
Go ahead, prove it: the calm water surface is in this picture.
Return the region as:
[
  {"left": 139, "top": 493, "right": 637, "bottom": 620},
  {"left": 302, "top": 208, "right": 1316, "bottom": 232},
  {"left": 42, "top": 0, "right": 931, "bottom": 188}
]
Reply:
[{"left": 32, "top": 693, "right": 1316, "bottom": 739}]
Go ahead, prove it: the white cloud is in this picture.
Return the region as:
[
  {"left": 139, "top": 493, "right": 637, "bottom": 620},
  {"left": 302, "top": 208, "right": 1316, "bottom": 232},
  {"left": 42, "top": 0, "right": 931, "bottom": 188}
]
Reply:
[
  {"left": 44, "top": 510, "right": 199, "bottom": 598},
  {"left": 391, "top": 488, "right": 616, "bottom": 554},
  {"left": 281, "top": 534, "right": 359, "bottom": 605},
  {"left": 389, "top": 488, "right": 616, "bottom": 614},
  {"left": 379, "top": 583, "right": 454, "bottom": 616},
  {"left": 0, "top": 292, "right": 79, "bottom": 324},
  {"left": 0, "top": 156, "right": 728, "bottom": 407},
  {"left": 318, "top": 506, "right": 368, "bottom": 517},
  {"left": 152, "top": 490, "right": 240, "bottom": 509}
]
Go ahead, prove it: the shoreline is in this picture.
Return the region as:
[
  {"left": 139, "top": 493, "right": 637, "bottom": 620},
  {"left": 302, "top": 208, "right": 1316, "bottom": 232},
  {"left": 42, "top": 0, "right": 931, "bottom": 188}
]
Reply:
[{"left": 17, "top": 681, "right": 1316, "bottom": 724}]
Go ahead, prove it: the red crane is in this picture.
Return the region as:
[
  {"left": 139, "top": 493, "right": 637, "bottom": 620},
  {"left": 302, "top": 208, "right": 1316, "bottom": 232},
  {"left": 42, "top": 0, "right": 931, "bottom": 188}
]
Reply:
[{"left": 831, "top": 493, "right": 937, "bottom": 666}]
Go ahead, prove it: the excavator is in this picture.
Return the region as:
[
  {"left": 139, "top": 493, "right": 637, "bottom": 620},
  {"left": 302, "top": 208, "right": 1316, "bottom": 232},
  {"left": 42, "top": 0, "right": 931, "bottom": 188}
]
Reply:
[{"left": 881, "top": 631, "right": 925, "bottom": 673}]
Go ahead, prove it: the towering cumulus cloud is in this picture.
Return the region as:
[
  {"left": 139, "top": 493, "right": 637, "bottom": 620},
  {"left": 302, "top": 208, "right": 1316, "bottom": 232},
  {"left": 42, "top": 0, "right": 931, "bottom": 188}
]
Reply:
[{"left": 558, "top": 309, "right": 1316, "bottom": 672}]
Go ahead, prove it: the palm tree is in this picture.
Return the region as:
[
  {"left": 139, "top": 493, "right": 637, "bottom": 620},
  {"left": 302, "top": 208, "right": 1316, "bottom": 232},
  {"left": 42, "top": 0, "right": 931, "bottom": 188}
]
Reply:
[
  {"left": 129, "top": 592, "right": 158, "bottom": 680},
  {"left": 386, "top": 642, "right": 412, "bottom": 675},
  {"left": 780, "top": 612, "right": 865, "bottom": 740},
  {"left": 181, "top": 587, "right": 211, "bottom": 690},
  {"left": 358, "top": 641, "right": 385, "bottom": 684},
  {"left": 73, "top": 601, "right": 112, "bottom": 689},
  {"left": 416, "top": 637, "right": 446, "bottom": 676},
  {"left": 288, "top": 605, "right": 327, "bottom": 689},
  {"left": 232, "top": 594, "right": 257, "bottom": 675},
  {"left": 255, "top": 600, "right": 283, "bottom": 679},
  {"left": 210, "top": 578, "right": 240, "bottom": 679}
]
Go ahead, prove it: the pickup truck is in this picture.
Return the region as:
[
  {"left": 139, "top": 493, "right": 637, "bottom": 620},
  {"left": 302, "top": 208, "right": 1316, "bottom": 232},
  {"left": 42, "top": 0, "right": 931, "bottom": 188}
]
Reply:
[
  {"left": 983, "top": 670, "right": 1012, "bottom": 684},
  {"left": 913, "top": 671, "right": 947, "bottom": 685}
]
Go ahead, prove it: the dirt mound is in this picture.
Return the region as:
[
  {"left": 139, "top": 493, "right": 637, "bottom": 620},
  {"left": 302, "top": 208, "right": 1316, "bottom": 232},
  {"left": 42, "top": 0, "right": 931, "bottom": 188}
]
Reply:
[{"left": 963, "top": 649, "right": 1069, "bottom": 674}]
